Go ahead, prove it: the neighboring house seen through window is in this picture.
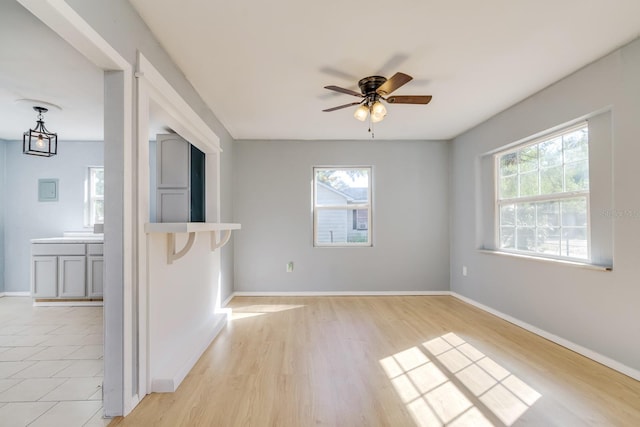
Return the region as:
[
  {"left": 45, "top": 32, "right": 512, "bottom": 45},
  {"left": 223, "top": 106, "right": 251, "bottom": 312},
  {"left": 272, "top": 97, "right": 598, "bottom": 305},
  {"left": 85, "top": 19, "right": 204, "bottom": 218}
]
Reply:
[
  {"left": 496, "top": 123, "right": 589, "bottom": 260},
  {"left": 314, "top": 167, "right": 372, "bottom": 246},
  {"left": 86, "top": 166, "right": 104, "bottom": 227},
  {"left": 352, "top": 209, "right": 368, "bottom": 230}
]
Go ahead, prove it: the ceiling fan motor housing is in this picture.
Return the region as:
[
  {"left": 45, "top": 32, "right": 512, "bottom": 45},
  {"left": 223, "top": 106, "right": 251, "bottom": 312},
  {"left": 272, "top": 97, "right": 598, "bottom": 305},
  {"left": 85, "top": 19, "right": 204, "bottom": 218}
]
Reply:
[
  {"left": 322, "top": 71, "right": 431, "bottom": 113},
  {"left": 358, "top": 76, "right": 387, "bottom": 96}
]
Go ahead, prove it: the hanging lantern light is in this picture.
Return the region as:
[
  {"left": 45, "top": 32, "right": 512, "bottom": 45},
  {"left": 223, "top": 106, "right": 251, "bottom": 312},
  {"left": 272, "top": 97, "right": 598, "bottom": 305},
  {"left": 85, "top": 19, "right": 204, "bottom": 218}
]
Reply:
[{"left": 23, "top": 106, "right": 57, "bottom": 157}]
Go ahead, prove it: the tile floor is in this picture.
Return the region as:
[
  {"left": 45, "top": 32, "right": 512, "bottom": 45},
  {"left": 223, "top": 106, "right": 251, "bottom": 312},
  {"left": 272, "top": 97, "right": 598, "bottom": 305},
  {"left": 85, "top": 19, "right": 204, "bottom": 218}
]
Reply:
[{"left": 0, "top": 296, "right": 109, "bottom": 427}]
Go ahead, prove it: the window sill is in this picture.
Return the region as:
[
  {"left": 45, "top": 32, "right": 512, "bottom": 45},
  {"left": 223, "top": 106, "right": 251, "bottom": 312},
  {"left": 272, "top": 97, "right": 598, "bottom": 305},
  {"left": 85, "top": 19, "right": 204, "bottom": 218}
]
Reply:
[{"left": 477, "top": 249, "right": 612, "bottom": 271}]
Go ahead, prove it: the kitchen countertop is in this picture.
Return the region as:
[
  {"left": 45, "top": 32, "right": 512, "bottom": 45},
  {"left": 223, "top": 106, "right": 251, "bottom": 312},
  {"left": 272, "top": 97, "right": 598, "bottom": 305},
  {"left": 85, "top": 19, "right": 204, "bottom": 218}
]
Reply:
[{"left": 31, "top": 236, "right": 104, "bottom": 244}]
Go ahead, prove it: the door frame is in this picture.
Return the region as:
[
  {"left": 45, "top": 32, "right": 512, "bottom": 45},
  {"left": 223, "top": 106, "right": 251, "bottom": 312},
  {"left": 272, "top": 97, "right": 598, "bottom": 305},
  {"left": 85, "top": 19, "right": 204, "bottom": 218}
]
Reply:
[
  {"left": 17, "top": 0, "right": 134, "bottom": 416},
  {"left": 135, "top": 52, "right": 221, "bottom": 396}
]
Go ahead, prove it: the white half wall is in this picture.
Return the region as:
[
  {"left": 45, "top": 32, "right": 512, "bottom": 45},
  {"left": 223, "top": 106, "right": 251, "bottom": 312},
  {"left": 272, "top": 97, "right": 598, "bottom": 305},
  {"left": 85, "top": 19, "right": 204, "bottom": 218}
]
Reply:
[
  {"left": 146, "top": 231, "right": 226, "bottom": 392},
  {"left": 233, "top": 139, "right": 450, "bottom": 292},
  {"left": 450, "top": 37, "right": 640, "bottom": 374}
]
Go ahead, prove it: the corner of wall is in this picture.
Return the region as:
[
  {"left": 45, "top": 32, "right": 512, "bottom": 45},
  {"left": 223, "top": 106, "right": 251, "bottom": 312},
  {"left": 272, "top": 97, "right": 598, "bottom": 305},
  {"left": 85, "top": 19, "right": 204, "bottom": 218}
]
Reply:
[
  {"left": 0, "top": 139, "right": 5, "bottom": 294},
  {"left": 446, "top": 138, "right": 454, "bottom": 292},
  {"left": 219, "top": 135, "right": 235, "bottom": 300}
]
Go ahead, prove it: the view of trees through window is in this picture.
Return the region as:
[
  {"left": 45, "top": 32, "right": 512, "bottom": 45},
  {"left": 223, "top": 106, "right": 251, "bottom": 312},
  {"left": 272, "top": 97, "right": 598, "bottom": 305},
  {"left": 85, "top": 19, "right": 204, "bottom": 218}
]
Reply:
[
  {"left": 497, "top": 124, "right": 589, "bottom": 260},
  {"left": 314, "top": 167, "right": 371, "bottom": 246}
]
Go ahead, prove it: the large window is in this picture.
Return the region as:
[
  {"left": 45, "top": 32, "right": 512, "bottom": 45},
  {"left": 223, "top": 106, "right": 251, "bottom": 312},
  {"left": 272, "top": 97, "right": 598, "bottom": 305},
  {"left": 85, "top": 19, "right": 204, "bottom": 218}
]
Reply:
[
  {"left": 496, "top": 123, "right": 589, "bottom": 260},
  {"left": 86, "top": 166, "right": 104, "bottom": 227},
  {"left": 313, "top": 167, "right": 372, "bottom": 247}
]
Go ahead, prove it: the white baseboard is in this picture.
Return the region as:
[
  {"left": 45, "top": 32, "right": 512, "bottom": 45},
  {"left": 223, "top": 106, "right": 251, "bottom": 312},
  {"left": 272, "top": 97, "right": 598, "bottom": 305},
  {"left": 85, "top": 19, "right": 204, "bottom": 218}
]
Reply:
[
  {"left": 231, "top": 290, "right": 450, "bottom": 298},
  {"left": 151, "top": 313, "right": 228, "bottom": 393},
  {"left": 33, "top": 301, "right": 104, "bottom": 307},
  {"left": 450, "top": 292, "right": 640, "bottom": 382},
  {"left": 221, "top": 292, "right": 235, "bottom": 307},
  {"left": 2, "top": 292, "right": 31, "bottom": 297}
]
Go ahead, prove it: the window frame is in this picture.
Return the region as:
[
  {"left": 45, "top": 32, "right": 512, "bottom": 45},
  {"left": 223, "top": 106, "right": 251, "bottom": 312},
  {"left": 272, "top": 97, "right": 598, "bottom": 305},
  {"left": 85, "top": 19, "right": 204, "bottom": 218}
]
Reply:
[
  {"left": 85, "top": 166, "right": 104, "bottom": 227},
  {"left": 494, "top": 122, "right": 591, "bottom": 262},
  {"left": 313, "top": 166, "right": 373, "bottom": 247}
]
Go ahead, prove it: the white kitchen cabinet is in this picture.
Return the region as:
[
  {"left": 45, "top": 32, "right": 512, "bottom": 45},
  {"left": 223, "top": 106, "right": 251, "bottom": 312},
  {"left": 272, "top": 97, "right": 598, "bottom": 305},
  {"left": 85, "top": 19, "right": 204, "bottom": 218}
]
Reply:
[{"left": 30, "top": 239, "right": 104, "bottom": 300}]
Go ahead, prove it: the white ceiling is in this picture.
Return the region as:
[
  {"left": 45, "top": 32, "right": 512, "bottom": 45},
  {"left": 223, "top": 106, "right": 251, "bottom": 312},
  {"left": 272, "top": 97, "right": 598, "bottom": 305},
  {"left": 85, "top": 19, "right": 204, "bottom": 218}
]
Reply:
[
  {"left": 128, "top": 0, "right": 640, "bottom": 141},
  {"left": 2, "top": 1, "right": 639, "bottom": 143},
  {"left": 0, "top": 1, "right": 104, "bottom": 141}
]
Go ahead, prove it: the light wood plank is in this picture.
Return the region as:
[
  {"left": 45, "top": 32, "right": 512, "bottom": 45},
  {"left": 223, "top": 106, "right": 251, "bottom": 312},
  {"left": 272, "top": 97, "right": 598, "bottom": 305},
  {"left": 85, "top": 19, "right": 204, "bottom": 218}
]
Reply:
[{"left": 110, "top": 296, "right": 640, "bottom": 426}]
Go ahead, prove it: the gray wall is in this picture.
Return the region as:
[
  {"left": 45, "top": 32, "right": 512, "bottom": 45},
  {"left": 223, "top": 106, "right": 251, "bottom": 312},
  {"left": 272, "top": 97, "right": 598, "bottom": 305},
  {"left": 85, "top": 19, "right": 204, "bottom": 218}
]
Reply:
[
  {"left": 219, "top": 133, "right": 235, "bottom": 300},
  {"left": 450, "top": 38, "right": 640, "bottom": 373},
  {"left": 0, "top": 140, "right": 5, "bottom": 293},
  {"left": 233, "top": 139, "right": 450, "bottom": 292},
  {"left": 3, "top": 140, "right": 103, "bottom": 292}
]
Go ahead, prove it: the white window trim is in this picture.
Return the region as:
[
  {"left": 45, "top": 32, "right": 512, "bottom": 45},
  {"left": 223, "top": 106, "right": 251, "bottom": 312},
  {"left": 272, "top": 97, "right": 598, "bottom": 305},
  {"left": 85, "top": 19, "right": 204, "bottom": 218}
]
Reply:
[
  {"left": 313, "top": 166, "right": 373, "bottom": 247},
  {"left": 494, "top": 122, "right": 590, "bottom": 262},
  {"left": 85, "top": 166, "right": 104, "bottom": 227}
]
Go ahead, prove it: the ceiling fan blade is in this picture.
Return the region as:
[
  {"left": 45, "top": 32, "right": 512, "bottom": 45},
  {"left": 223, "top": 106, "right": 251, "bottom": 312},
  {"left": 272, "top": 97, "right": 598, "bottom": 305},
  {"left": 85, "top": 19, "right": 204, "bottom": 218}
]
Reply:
[
  {"left": 376, "top": 72, "right": 412, "bottom": 96},
  {"left": 322, "top": 101, "right": 362, "bottom": 112},
  {"left": 386, "top": 95, "right": 432, "bottom": 105},
  {"left": 324, "top": 85, "right": 363, "bottom": 98}
]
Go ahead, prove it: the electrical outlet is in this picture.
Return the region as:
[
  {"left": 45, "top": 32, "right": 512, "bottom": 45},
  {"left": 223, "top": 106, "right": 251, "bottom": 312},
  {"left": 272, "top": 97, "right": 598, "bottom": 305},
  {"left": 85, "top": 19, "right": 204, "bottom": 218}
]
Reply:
[
  {"left": 462, "top": 266, "right": 468, "bottom": 276},
  {"left": 286, "top": 262, "right": 294, "bottom": 273}
]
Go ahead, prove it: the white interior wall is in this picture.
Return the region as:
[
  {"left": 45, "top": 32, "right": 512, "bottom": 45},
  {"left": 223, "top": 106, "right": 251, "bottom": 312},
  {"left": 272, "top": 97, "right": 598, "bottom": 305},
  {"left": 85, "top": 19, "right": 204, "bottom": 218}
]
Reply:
[
  {"left": 2, "top": 140, "right": 103, "bottom": 293},
  {"left": 450, "top": 37, "right": 640, "bottom": 376},
  {"left": 146, "top": 231, "right": 226, "bottom": 391},
  {"left": 233, "top": 139, "right": 450, "bottom": 293}
]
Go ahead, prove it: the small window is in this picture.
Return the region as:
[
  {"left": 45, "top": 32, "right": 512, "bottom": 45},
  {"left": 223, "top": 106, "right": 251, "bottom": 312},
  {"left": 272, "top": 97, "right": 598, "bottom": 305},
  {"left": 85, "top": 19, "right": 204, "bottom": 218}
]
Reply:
[
  {"left": 496, "top": 123, "right": 589, "bottom": 260},
  {"left": 86, "top": 167, "right": 104, "bottom": 226},
  {"left": 314, "top": 167, "right": 372, "bottom": 246},
  {"left": 352, "top": 209, "right": 368, "bottom": 230}
]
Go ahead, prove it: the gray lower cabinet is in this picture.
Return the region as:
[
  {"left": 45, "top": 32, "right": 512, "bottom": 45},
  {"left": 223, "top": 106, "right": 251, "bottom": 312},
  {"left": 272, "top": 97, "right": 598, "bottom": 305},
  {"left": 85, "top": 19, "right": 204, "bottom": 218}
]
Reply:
[
  {"left": 31, "top": 241, "right": 103, "bottom": 299},
  {"left": 58, "top": 256, "right": 87, "bottom": 297},
  {"left": 87, "top": 255, "right": 104, "bottom": 297},
  {"left": 32, "top": 256, "right": 58, "bottom": 297}
]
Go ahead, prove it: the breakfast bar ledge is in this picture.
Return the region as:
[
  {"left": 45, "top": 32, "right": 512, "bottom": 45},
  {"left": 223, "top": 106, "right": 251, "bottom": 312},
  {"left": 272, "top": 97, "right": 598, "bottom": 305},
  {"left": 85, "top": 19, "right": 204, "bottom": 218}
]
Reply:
[{"left": 145, "top": 222, "right": 241, "bottom": 264}]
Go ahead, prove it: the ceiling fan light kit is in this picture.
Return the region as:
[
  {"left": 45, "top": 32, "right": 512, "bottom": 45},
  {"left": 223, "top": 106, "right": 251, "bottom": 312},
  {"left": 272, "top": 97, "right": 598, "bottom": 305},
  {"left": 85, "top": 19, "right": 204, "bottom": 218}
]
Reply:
[
  {"left": 323, "top": 71, "right": 432, "bottom": 137},
  {"left": 23, "top": 106, "right": 58, "bottom": 157},
  {"left": 353, "top": 104, "right": 369, "bottom": 121}
]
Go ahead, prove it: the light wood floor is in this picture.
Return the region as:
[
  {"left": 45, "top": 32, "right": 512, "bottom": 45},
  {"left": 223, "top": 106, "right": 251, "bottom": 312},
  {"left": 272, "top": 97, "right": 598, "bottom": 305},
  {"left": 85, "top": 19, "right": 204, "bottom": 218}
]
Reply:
[{"left": 110, "top": 296, "right": 640, "bottom": 426}]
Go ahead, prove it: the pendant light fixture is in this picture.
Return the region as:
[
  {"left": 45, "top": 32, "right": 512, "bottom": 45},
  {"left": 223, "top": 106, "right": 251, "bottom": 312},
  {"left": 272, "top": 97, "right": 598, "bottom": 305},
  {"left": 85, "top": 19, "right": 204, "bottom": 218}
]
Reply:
[{"left": 23, "top": 106, "right": 57, "bottom": 157}]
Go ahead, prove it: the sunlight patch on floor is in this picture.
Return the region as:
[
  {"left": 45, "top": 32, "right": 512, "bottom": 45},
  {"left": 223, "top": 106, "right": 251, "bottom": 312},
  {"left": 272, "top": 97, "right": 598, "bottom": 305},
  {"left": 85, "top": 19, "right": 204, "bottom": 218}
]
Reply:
[
  {"left": 380, "top": 332, "right": 541, "bottom": 426},
  {"left": 230, "top": 312, "right": 266, "bottom": 320},
  {"left": 230, "top": 304, "right": 305, "bottom": 320}
]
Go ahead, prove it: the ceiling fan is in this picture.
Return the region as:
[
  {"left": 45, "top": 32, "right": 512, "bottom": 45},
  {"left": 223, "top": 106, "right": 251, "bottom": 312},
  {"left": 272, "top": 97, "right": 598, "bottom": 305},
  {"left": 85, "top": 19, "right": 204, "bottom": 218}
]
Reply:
[{"left": 322, "top": 72, "right": 432, "bottom": 132}]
